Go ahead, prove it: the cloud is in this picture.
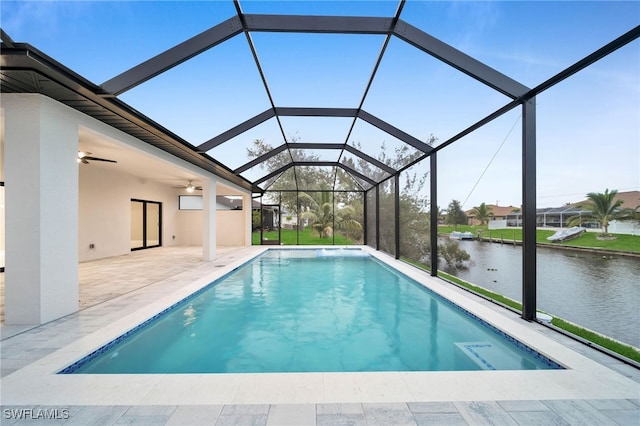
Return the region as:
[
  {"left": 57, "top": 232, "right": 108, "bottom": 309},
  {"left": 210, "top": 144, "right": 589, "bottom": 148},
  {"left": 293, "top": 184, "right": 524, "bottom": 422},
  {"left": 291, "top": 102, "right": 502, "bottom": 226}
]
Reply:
[
  {"left": 443, "top": 0, "right": 501, "bottom": 53},
  {"left": 2, "top": 0, "right": 94, "bottom": 41}
]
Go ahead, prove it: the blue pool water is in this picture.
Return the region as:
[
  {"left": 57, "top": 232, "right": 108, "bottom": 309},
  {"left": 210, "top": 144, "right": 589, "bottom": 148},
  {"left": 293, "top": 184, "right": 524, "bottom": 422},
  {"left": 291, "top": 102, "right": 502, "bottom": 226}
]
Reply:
[{"left": 62, "top": 249, "right": 561, "bottom": 374}]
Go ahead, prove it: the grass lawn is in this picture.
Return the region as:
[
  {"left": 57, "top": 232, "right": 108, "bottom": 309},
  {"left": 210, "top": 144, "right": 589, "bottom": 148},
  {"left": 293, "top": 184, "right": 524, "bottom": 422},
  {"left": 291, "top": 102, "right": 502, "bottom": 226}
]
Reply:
[
  {"left": 252, "top": 227, "right": 354, "bottom": 245},
  {"left": 438, "top": 226, "right": 639, "bottom": 253}
]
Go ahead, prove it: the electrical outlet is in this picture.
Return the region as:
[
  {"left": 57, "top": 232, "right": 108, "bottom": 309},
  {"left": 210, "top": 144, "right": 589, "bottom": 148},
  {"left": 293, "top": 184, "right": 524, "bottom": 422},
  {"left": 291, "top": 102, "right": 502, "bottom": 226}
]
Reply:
[{"left": 89, "top": 243, "right": 95, "bottom": 249}]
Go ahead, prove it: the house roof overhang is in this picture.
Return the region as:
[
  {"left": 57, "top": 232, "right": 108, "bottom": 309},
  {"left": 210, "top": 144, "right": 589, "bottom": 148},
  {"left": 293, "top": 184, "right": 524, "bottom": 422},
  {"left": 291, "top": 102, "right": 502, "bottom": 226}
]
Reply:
[{"left": 0, "top": 43, "right": 260, "bottom": 193}]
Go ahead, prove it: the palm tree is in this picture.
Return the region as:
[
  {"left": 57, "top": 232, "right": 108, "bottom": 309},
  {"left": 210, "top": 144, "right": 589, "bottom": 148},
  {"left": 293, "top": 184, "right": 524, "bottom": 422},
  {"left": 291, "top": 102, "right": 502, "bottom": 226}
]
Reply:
[
  {"left": 469, "top": 202, "right": 494, "bottom": 226},
  {"left": 567, "top": 189, "right": 629, "bottom": 236},
  {"left": 299, "top": 191, "right": 362, "bottom": 239}
]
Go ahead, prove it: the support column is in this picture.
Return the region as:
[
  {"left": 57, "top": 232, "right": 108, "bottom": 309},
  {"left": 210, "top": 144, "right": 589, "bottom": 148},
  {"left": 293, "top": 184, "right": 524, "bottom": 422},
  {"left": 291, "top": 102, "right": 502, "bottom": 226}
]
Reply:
[
  {"left": 394, "top": 173, "right": 400, "bottom": 259},
  {"left": 375, "top": 185, "right": 380, "bottom": 250},
  {"left": 362, "top": 190, "right": 368, "bottom": 246},
  {"left": 4, "top": 94, "right": 79, "bottom": 324},
  {"left": 202, "top": 177, "right": 217, "bottom": 261},
  {"left": 430, "top": 153, "right": 438, "bottom": 276},
  {"left": 243, "top": 192, "right": 252, "bottom": 246},
  {"left": 522, "top": 98, "right": 537, "bottom": 320}
]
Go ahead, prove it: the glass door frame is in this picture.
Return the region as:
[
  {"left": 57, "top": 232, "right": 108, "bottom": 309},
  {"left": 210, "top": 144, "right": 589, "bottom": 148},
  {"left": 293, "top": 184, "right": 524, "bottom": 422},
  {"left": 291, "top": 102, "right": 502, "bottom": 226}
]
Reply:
[
  {"left": 260, "top": 204, "right": 281, "bottom": 245},
  {"left": 131, "top": 199, "right": 162, "bottom": 251}
]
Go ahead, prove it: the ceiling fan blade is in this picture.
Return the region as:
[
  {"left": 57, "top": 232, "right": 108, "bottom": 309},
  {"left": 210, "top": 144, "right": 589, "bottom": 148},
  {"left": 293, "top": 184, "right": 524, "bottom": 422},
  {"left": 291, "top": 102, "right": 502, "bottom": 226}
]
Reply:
[{"left": 84, "top": 156, "right": 117, "bottom": 163}]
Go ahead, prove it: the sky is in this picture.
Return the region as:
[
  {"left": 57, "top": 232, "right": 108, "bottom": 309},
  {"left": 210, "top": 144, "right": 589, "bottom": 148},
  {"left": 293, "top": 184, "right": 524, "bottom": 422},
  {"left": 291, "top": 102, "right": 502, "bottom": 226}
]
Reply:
[{"left": 2, "top": 0, "right": 638, "bottom": 208}]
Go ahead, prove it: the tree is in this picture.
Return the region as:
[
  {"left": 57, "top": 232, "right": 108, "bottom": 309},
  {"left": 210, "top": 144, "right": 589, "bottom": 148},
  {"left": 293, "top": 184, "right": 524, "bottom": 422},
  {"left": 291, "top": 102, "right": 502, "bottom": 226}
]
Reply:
[
  {"left": 445, "top": 199, "right": 467, "bottom": 229},
  {"left": 246, "top": 138, "right": 333, "bottom": 213},
  {"left": 469, "top": 202, "right": 494, "bottom": 226},
  {"left": 567, "top": 189, "right": 630, "bottom": 237},
  {"left": 299, "top": 190, "right": 362, "bottom": 239},
  {"left": 438, "top": 239, "right": 471, "bottom": 271}
]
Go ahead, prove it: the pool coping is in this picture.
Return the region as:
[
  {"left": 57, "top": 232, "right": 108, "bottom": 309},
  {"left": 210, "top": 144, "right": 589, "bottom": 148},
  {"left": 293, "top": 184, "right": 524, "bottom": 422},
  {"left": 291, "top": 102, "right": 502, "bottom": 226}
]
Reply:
[{"left": 1, "top": 246, "right": 638, "bottom": 405}]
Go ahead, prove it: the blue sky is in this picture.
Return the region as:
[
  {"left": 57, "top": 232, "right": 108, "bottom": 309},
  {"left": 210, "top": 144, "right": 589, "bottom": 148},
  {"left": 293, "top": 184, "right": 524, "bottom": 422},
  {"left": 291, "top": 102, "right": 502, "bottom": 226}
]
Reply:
[{"left": 2, "top": 0, "right": 638, "bottom": 208}]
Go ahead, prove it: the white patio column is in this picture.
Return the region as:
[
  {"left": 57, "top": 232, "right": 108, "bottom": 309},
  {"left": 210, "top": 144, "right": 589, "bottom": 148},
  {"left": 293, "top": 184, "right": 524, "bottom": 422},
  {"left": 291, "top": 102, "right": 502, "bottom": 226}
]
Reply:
[
  {"left": 202, "top": 176, "right": 217, "bottom": 261},
  {"left": 3, "top": 94, "right": 79, "bottom": 324},
  {"left": 243, "top": 192, "right": 252, "bottom": 246}
]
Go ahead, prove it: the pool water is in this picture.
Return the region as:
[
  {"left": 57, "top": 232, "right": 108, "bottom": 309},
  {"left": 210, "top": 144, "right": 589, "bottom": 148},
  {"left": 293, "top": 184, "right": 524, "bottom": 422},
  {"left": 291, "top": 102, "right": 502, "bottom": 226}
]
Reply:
[{"left": 63, "top": 249, "right": 561, "bottom": 374}]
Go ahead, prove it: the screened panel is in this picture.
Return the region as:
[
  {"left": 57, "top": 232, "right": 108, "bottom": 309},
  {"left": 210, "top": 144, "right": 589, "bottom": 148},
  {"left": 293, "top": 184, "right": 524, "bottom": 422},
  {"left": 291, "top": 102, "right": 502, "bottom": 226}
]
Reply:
[
  {"left": 255, "top": 170, "right": 286, "bottom": 191},
  {"left": 398, "top": 161, "right": 431, "bottom": 268},
  {"left": 377, "top": 177, "right": 396, "bottom": 257},
  {"left": 535, "top": 42, "right": 640, "bottom": 349},
  {"left": 294, "top": 166, "right": 336, "bottom": 191},
  {"left": 290, "top": 148, "right": 341, "bottom": 162},
  {"left": 279, "top": 117, "right": 356, "bottom": 143},
  {"left": 298, "top": 191, "right": 334, "bottom": 245},
  {"left": 340, "top": 150, "right": 392, "bottom": 184},
  {"left": 436, "top": 107, "right": 522, "bottom": 292},
  {"left": 251, "top": 33, "right": 386, "bottom": 108},
  {"left": 119, "top": 36, "right": 272, "bottom": 145},
  {"left": 206, "top": 118, "right": 285, "bottom": 171},
  {"left": 239, "top": 150, "right": 292, "bottom": 183},
  {"left": 363, "top": 36, "right": 512, "bottom": 148},
  {"left": 349, "top": 119, "right": 423, "bottom": 170},
  {"left": 253, "top": 188, "right": 367, "bottom": 246},
  {"left": 335, "top": 168, "right": 366, "bottom": 192},
  {"left": 349, "top": 176, "right": 374, "bottom": 192},
  {"left": 437, "top": 108, "right": 522, "bottom": 214},
  {"left": 334, "top": 191, "right": 365, "bottom": 245},
  {"left": 240, "top": 1, "right": 398, "bottom": 17},
  {"left": 536, "top": 43, "right": 639, "bottom": 208},
  {"left": 366, "top": 188, "right": 377, "bottom": 248},
  {"left": 264, "top": 167, "right": 296, "bottom": 192}
]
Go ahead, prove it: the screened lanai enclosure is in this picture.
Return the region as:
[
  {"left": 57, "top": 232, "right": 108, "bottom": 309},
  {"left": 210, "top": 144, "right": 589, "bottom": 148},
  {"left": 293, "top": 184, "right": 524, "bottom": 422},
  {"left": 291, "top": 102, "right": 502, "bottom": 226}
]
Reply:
[{"left": 1, "top": 1, "right": 638, "bottom": 337}]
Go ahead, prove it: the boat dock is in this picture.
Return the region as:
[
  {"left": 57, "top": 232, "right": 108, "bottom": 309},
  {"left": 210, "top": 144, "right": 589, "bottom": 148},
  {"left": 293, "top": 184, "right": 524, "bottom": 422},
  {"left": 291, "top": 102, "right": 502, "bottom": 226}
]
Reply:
[{"left": 478, "top": 235, "right": 522, "bottom": 245}]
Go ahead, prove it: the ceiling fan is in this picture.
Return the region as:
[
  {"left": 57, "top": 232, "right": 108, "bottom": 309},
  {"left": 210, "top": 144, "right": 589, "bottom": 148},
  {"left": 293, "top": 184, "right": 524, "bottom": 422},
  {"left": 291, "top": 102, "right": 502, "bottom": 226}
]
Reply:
[
  {"left": 174, "top": 180, "right": 202, "bottom": 193},
  {"left": 77, "top": 151, "right": 117, "bottom": 164}
]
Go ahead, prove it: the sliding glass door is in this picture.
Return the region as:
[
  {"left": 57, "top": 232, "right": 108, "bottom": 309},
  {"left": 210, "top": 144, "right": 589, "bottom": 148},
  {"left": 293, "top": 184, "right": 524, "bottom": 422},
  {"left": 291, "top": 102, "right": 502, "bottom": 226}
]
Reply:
[{"left": 131, "top": 199, "right": 162, "bottom": 251}]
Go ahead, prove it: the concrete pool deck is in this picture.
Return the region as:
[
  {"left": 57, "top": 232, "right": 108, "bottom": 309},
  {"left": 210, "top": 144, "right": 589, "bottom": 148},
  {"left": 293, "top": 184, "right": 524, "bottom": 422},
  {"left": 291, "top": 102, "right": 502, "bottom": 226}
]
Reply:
[{"left": 1, "top": 246, "right": 638, "bottom": 425}]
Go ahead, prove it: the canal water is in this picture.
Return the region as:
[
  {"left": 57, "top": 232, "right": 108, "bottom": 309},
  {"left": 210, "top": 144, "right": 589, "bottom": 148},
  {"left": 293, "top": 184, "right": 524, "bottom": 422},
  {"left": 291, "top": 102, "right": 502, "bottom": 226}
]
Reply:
[{"left": 448, "top": 240, "right": 640, "bottom": 348}]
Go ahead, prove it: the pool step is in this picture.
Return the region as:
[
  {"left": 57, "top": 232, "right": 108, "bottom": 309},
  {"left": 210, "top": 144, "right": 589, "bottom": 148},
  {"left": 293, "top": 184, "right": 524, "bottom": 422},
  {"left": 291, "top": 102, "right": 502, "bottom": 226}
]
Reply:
[
  {"left": 315, "top": 249, "right": 369, "bottom": 258},
  {"left": 454, "top": 342, "right": 498, "bottom": 370}
]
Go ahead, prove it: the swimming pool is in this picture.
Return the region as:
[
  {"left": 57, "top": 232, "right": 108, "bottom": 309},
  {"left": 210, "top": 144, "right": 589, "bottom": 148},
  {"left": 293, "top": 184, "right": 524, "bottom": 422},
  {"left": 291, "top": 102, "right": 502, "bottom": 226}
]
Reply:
[{"left": 61, "top": 248, "right": 561, "bottom": 374}]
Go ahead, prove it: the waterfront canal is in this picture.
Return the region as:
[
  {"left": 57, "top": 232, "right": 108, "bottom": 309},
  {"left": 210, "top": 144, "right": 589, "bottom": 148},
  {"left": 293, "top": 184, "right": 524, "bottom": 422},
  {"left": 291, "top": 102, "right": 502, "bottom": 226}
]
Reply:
[{"left": 448, "top": 240, "right": 640, "bottom": 348}]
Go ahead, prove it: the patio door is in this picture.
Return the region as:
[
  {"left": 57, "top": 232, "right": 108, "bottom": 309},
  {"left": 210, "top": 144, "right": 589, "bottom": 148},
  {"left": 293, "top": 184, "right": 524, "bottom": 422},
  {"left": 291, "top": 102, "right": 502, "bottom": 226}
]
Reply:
[
  {"left": 131, "top": 199, "right": 162, "bottom": 251},
  {"left": 260, "top": 204, "right": 281, "bottom": 245}
]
